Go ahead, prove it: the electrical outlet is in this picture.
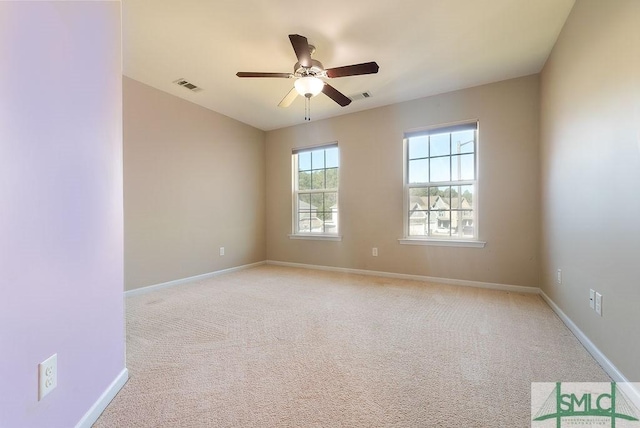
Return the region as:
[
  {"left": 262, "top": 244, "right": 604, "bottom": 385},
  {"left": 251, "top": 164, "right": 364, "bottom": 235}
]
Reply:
[
  {"left": 556, "top": 269, "right": 562, "bottom": 284},
  {"left": 589, "top": 289, "right": 595, "bottom": 309},
  {"left": 372, "top": 247, "right": 378, "bottom": 257},
  {"left": 595, "top": 292, "right": 602, "bottom": 316},
  {"left": 38, "top": 353, "right": 57, "bottom": 400},
  {"left": 219, "top": 247, "right": 225, "bottom": 256}
]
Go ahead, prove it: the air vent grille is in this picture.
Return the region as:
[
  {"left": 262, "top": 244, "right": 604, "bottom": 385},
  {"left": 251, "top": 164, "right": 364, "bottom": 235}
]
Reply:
[
  {"left": 174, "top": 78, "right": 203, "bottom": 92},
  {"left": 349, "top": 91, "right": 372, "bottom": 101}
]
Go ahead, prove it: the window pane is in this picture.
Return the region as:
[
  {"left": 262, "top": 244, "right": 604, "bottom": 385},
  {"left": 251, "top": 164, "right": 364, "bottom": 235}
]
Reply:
[
  {"left": 311, "top": 170, "right": 325, "bottom": 189},
  {"left": 450, "top": 186, "right": 461, "bottom": 209},
  {"left": 460, "top": 210, "right": 474, "bottom": 237},
  {"left": 460, "top": 185, "right": 474, "bottom": 207},
  {"left": 408, "top": 136, "right": 429, "bottom": 159},
  {"left": 433, "top": 220, "right": 452, "bottom": 237},
  {"left": 451, "top": 155, "right": 474, "bottom": 181},
  {"left": 450, "top": 212, "right": 461, "bottom": 237},
  {"left": 409, "top": 210, "right": 428, "bottom": 236},
  {"left": 326, "top": 167, "right": 338, "bottom": 189},
  {"left": 451, "top": 130, "right": 475, "bottom": 154},
  {"left": 324, "top": 192, "right": 337, "bottom": 210},
  {"left": 318, "top": 211, "right": 329, "bottom": 224},
  {"left": 312, "top": 150, "right": 325, "bottom": 169},
  {"left": 297, "top": 193, "right": 312, "bottom": 234},
  {"left": 298, "top": 152, "right": 311, "bottom": 171},
  {"left": 432, "top": 195, "right": 452, "bottom": 235},
  {"left": 325, "top": 147, "right": 339, "bottom": 168},
  {"left": 309, "top": 193, "right": 323, "bottom": 212},
  {"left": 298, "top": 216, "right": 312, "bottom": 232},
  {"left": 409, "top": 188, "right": 429, "bottom": 235},
  {"left": 459, "top": 185, "right": 475, "bottom": 238},
  {"left": 298, "top": 171, "right": 311, "bottom": 190},
  {"left": 429, "top": 186, "right": 450, "bottom": 210},
  {"left": 451, "top": 155, "right": 459, "bottom": 181},
  {"left": 409, "top": 188, "right": 429, "bottom": 210},
  {"left": 460, "top": 219, "right": 475, "bottom": 238},
  {"left": 409, "top": 158, "right": 429, "bottom": 183},
  {"left": 299, "top": 211, "right": 325, "bottom": 233},
  {"left": 430, "top": 133, "right": 450, "bottom": 157},
  {"left": 324, "top": 219, "right": 337, "bottom": 234},
  {"left": 440, "top": 186, "right": 451, "bottom": 208},
  {"left": 298, "top": 193, "right": 311, "bottom": 211},
  {"left": 460, "top": 154, "right": 475, "bottom": 180},
  {"left": 324, "top": 196, "right": 338, "bottom": 233},
  {"left": 430, "top": 157, "right": 450, "bottom": 182},
  {"left": 428, "top": 187, "right": 438, "bottom": 209},
  {"left": 409, "top": 187, "right": 429, "bottom": 198}
]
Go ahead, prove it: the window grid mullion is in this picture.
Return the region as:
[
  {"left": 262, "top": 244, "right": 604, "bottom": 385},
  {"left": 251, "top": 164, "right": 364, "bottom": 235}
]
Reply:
[
  {"left": 408, "top": 181, "right": 475, "bottom": 189},
  {"left": 293, "top": 146, "right": 339, "bottom": 236},
  {"left": 297, "top": 188, "right": 338, "bottom": 194},
  {"left": 405, "top": 125, "right": 477, "bottom": 239}
]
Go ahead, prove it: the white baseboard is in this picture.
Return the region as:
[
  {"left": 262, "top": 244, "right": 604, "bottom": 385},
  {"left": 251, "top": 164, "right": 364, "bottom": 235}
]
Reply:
[
  {"left": 75, "top": 368, "right": 128, "bottom": 428},
  {"left": 539, "top": 291, "right": 625, "bottom": 380},
  {"left": 539, "top": 290, "right": 640, "bottom": 407},
  {"left": 265, "top": 260, "right": 539, "bottom": 294},
  {"left": 125, "top": 261, "right": 266, "bottom": 297}
]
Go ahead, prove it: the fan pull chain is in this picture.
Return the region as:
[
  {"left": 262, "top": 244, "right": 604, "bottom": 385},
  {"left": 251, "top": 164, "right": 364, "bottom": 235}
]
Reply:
[{"left": 304, "top": 97, "right": 311, "bottom": 121}]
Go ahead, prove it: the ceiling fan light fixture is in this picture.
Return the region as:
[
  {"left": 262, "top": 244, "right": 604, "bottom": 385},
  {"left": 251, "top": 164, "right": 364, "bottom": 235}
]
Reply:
[
  {"left": 236, "top": 34, "right": 378, "bottom": 109},
  {"left": 295, "top": 76, "right": 324, "bottom": 98}
]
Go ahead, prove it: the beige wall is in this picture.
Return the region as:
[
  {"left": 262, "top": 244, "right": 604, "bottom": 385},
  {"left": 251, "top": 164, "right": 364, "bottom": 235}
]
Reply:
[
  {"left": 266, "top": 75, "right": 541, "bottom": 288},
  {"left": 540, "top": 0, "right": 640, "bottom": 381},
  {"left": 124, "top": 77, "right": 266, "bottom": 290}
]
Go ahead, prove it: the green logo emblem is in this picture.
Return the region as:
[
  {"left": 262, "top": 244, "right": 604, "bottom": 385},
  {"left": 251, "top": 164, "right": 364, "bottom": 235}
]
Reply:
[{"left": 532, "top": 382, "right": 639, "bottom": 427}]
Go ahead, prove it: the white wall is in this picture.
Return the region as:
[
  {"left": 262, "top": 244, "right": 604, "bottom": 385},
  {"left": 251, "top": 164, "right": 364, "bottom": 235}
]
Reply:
[
  {"left": 0, "top": 2, "right": 125, "bottom": 426},
  {"left": 540, "top": 0, "right": 640, "bottom": 381}
]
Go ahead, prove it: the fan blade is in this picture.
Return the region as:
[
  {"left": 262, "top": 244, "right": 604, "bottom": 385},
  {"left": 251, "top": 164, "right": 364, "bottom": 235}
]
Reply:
[
  {"left": 325, "top": 62, "right": 379, "bottom": 78},
  {"left": 236, "top": 72, "right": 293, "bottom": 78},
  {"left": 278, "top": 87, "right": 298, "bottom": 108},
  {"left": 322, "top": 83, "right": 352, "bottom": 107},
  {"left": 289, "top": 34, "right": 312, "bottom": 68}
]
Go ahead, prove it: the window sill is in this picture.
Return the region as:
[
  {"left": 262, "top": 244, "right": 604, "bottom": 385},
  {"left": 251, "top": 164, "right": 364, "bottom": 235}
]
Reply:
[
  {"left": 398, "top": 238, "right": 486, "bottom": 248},
  {"left": 289, "top": 234, "right": 343, "bottom": 242}
]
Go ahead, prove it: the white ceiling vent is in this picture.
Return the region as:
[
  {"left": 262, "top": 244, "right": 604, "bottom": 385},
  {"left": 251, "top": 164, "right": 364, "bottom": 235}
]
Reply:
[
  {"left": 174, "top": 78, "right": 202, "bottom": 92},
  {"left": 349, "top": 91, "right": 372, "bottom": 101}
]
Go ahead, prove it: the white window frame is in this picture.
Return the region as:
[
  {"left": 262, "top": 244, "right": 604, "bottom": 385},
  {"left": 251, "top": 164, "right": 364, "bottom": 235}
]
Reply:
[
  {"left": 399, "top": 121, "right": 485, "bottom": 248},
  {"left": 289, "top": 143, "right": 341, "bottom": 241}
]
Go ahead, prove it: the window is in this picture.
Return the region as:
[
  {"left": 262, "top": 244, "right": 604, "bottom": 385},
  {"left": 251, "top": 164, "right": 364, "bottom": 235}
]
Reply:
[
  {"left": 404, "top": 122, "right": 478, "bottom": 241},
  {"left": 292, "top": 144, "right": 339, "bottom": 237}
]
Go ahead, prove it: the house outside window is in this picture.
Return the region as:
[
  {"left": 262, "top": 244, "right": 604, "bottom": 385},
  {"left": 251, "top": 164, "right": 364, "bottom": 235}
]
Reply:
[
  {"left": 292, "top": 144, "right": 339, "bottom": 237},
  {"left": 404, "top": 122, "right": 478, "bottom": 241}
]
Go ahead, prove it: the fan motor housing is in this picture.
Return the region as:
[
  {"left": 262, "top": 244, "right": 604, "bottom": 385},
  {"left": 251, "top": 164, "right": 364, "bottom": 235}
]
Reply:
[{"left": 294, "top": 60, "right": 326, "bottom": 78}]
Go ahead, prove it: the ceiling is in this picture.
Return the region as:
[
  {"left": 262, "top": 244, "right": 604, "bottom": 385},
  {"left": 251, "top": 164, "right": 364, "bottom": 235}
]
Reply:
[{"left": 122, "top": 0, "right": 575, "bottom": 131}]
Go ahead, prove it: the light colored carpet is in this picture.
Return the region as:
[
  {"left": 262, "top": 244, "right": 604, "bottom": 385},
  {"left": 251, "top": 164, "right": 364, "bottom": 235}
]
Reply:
[{"left": 94, "top": 265, "right": 609, "bottom": 427}]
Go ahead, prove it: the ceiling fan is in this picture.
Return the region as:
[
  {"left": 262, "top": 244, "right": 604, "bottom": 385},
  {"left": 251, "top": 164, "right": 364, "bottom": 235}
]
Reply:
[{"left": 236, "top": 34, "right": 379, "bottom": 110}]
